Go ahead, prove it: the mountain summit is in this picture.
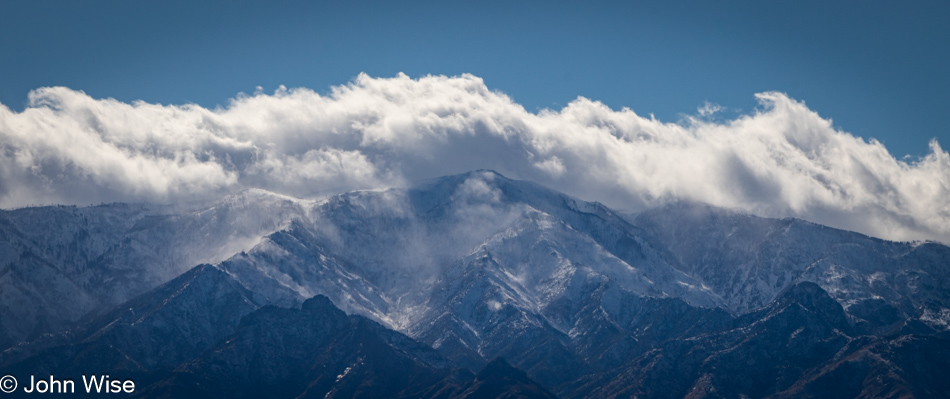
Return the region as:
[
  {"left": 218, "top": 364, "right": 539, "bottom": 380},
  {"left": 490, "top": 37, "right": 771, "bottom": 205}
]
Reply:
[{"left": 1, "top": 170, "right": 948, "bottom": 397}]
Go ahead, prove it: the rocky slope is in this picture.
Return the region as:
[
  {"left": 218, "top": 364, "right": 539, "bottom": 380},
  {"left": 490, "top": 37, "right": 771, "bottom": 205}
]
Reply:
[{"left": 1, "top": 170, "right": 948, "bottom": 397}]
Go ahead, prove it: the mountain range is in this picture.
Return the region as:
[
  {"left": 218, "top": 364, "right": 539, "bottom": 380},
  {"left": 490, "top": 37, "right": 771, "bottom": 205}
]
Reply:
[{"left": 1, "top": 170, "right": 947, "bottom": 398}]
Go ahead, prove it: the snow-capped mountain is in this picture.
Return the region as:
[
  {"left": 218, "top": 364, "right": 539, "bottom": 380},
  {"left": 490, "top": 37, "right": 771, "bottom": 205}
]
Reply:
[
  {"left": 1, "top": 170, "right": 948, "bottom": 397},
  {"left": 634, "top": 202, "right": 950, "bottom": 331},
  {"left": 0, "top": 189, "right": 310, "bottom": 348}
]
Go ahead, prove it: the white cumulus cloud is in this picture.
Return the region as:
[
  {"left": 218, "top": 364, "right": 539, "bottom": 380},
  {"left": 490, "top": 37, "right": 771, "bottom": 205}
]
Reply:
[{"left": 0, "top": 73, "right": 948, "bottom": 244}]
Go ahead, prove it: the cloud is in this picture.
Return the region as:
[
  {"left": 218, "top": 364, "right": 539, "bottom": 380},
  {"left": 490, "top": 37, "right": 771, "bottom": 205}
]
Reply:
[{"left": 1, "top": 73, "right": 948, "bottom": 244}]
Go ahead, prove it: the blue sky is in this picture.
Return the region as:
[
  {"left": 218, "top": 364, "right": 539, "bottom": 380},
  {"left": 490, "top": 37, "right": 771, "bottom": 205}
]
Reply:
[
  {"left": 2, "top": 0, "right": 948, "bottom": 159},
  {"left": 3, "top": 1, "right": 950, "bottom": 244}
]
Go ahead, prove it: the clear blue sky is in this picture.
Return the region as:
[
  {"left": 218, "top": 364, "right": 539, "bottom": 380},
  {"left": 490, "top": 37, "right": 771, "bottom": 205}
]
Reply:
[{"left": 2, "top": 0, "right": 947, "bottom": 159}]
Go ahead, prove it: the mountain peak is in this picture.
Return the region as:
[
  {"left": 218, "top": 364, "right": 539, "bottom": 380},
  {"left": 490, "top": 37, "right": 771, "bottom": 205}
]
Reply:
[
  {"left": 475, "top": 357, "right": 521, "bottom": 381},
  {"left": 777, "top": 282, "right": 837, "bottom": 309},
  {"left": 773, "top": 281, "right": 850, "bottom": 330},
  {"left": 461, "top": 357, "right": 557, "bottom": 399},
  {"left": 301, "top": 295, "right": 341, "bottom": 314}
]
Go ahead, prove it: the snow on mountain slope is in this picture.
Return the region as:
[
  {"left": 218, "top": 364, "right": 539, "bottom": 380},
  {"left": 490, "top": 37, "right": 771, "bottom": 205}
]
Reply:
[
  {"left": 203, "top": 171, "right": 734, "bottom": 388},
  {"left": 0, "top": 203, "right": 158, "bottom": 348},
  {"left": 634, "top": 202, "right": 950, "bottom": 331},
  {"left": 0, "top": 189, "right": 311, "bottom": 349},
  {"left": 197, "top": 171, "right": 950, "bottom": 393},
  {"left": 2, "top": 170, "right": 949, "bottom": 397},
  {"left": 0, "top": 263, "right": 263, "bottom": 373},
  {"left": 409, "top": 207, "right": 715, "bottom": 363},
  {"left": 2, "top": 170, "right": 948, "bottom": 360},
  {"left": 214, "top": 171, "right": 719, "bottom": 324}
]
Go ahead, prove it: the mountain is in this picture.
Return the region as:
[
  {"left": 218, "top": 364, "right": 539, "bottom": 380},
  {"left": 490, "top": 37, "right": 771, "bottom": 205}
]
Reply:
[
  {"left": 0, "top": 190, "right": 310, "bottom": 349},
  {"left": 570, "top": 282, "right": 950, "bottom": 399},
  {"left": 212, "top": 170, "right": 732, "bottom": 389},
  {"left": 135, "top": 294, "right": 464, "bottom": 399},
  {"left": 1, "top": 170, "right": 948, "bottom": 397},
  {"left": 2, "top": 265, "right": 552, "bottom": 399},
  {"left": 0, "top": 203, "right": 155, "bottom": 349},
  {"left": 634, "top": 202, "right": 950, "bottom": 332},
  {"left": 0, "top": 264, "right": 262, "bottom": 375},
  {"left": 455, "top": 357, "right": 557, "bottom": 399}
]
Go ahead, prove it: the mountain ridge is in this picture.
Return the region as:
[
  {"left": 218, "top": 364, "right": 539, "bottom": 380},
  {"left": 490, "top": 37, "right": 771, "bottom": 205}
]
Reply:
[{"left": 1, "top": 170, "right": 948, "bottom": 397}]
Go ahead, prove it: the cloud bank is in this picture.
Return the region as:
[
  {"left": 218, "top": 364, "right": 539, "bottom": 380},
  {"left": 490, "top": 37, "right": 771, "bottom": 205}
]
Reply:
[{"left": 1, "top": 73, "right": 948, "bottom": 243}]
